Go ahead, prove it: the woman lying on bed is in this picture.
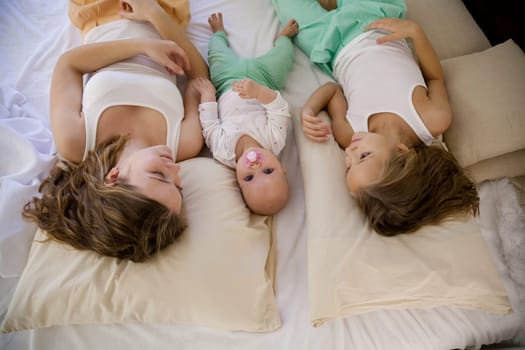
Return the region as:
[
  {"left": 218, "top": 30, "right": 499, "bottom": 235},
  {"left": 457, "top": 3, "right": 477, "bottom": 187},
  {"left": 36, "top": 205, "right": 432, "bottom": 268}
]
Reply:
[
  {"left": 273, "top": 0, "right": 479, "bottom": 236},
  {"left": 23, "top": 0, "right": 208, "bottom": 262}
]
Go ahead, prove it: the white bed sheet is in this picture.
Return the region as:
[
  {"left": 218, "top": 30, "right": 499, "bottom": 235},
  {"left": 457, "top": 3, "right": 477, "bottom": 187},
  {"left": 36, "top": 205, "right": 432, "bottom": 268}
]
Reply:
[{"left": 1, "top": 1, "right": 524, "bottom": 349}]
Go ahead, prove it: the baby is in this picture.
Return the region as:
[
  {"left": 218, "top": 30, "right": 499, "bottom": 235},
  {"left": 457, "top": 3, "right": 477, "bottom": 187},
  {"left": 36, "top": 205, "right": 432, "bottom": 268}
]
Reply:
[{"left": 193, "top": 12, "right": 298, "bottom": 215}]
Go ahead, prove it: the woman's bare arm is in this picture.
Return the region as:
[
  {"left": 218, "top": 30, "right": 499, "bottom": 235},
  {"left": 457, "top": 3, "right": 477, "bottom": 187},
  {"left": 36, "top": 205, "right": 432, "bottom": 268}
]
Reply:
[
  {"left": 120, "top": 0, "right": 209, "bottom": 79},
  {"left": 176, "top": 79, "right": 206, "bottom": 161},
  {"left": 50, "top": 39, "right": 188, "bottom": 162}
]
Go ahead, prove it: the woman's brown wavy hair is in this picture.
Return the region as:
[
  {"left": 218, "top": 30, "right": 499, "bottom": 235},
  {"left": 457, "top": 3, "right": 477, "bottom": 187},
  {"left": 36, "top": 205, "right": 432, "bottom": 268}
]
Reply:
[
  {"left": 355, "top": 145, "right": 479, "bottom": 236},
  {"left": 23, "top": 135, "right": 186, "bottom": 262}
]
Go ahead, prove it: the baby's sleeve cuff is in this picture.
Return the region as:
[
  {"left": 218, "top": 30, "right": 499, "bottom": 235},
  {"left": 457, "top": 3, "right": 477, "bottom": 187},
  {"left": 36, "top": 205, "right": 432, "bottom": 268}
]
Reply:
[
  {"left": 261, "top": 91, "right": 288, "bottom": 111},
  {"left": 198, "top": 101, "right": 219, "bottom": 121}
]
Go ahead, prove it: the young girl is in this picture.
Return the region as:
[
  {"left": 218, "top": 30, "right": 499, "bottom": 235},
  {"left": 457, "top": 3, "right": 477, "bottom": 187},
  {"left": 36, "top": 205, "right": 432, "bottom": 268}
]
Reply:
[
  {"left": 192, "top": 13, "right": 298, "bottom": 215},
  {"left": 22, "top": 0, "right": 209, "bottom": 262},
  {"left": 273, "top": 0, "right": 479, "bottom": 235}
]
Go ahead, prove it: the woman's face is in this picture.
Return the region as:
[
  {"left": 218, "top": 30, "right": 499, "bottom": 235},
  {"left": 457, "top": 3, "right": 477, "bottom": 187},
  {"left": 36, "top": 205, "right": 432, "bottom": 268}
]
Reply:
[
  {"left": 344, "top": 132, "right": 397, "bottom": 195},
  {"left": 114, "top": 145, "right": 183, "bottom": 213}
]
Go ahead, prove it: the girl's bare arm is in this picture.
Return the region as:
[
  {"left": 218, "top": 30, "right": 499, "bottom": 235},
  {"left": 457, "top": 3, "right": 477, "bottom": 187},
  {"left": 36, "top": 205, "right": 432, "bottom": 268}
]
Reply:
[
  {"left": 365, "top": 18, "right": 452, "bottom": 135},
  {"left": 301, "top": 82, "right": 348, "bottom": 143}
]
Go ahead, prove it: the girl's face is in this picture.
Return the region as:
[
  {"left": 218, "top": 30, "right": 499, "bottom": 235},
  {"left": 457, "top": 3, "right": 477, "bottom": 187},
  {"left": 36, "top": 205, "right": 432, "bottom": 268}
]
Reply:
[
  {"left": 111, "top": 145, "right": 183, "bottom": 213},
  {"left": 344, "top": 132, "right": 399, "bottom": 195}
]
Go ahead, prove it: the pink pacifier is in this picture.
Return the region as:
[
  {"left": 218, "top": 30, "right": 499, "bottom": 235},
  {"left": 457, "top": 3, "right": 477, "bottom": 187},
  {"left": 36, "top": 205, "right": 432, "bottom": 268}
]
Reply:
[{"left": 244, "top": 149, "right": 264, "bottom": 168}]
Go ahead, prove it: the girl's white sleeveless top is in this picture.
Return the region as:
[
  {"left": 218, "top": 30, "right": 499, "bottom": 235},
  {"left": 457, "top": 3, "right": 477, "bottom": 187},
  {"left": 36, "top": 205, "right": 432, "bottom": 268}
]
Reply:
[{"left": 334, "top": 30, "right": 435, "bottom": 145}]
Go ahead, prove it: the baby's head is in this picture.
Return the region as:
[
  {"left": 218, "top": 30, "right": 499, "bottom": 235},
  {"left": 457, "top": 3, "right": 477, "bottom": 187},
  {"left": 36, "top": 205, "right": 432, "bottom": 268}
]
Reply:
[
  {"left": 345, "top": 132, "right": 479, "bottom": 235},
  {"left": 236, "top": 147, "right": 289, "bottom": 215}
]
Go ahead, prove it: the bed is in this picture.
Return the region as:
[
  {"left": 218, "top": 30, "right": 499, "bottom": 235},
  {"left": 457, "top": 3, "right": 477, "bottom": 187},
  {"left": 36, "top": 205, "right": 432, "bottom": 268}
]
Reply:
[{"left": 1, "top": 0, "right": 524, "bottom": 349}]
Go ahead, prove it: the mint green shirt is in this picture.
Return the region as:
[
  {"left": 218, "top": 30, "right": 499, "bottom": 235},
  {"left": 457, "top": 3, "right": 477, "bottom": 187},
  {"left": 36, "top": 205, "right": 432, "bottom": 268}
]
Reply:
[{"left": 272, "top": 0, "right": 407, "bottom": 76}]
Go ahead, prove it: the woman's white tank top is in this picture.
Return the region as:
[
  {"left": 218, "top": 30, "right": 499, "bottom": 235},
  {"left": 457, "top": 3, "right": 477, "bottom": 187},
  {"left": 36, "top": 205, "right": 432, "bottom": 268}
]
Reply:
[{"left": 81, "top": 20, "right": 183, "bottom": 159}]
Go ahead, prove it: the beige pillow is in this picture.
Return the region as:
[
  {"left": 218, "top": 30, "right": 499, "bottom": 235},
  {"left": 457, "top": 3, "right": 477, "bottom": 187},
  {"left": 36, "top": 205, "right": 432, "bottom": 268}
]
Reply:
[
  {"left": 468, "top": 149, "right": 525, "bottom": 183},
  {"left": 442, "top": 40, "right": 525, "bottom": 182},
  {"left": 293, "top": 111, "right": 511, "bottom": 327},
  {"left": 406, "top": 0, "right": 490, "bottom": 59},
  {"left": 1, "top": 157, "right": 280, "bottom": 333}
]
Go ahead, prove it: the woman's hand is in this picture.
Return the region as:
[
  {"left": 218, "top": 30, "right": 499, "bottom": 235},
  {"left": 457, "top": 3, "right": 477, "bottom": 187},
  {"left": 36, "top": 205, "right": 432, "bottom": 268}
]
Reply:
[
  {"left": 143, "top": 39, "right": 190, "bottom": 76},
  {"left": 365, "top": 18, "right": 421, "bottom": 44},
  {"left": 301, "top": 107, "right": 331, "bottom": 143},
  {"left": 124, "top": 0, "right": 209, "bottom": 80},
  {"left": 119, "top": 0, "right": 161, "bottom": 22}
]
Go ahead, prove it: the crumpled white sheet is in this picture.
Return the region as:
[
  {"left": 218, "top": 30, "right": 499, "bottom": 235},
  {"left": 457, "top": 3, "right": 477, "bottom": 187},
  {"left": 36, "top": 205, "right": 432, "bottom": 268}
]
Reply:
[
  {"left": 0, "top": 88, "right": 56, "bottom": 278},
  {"left": 0, "top": 0, "right": 80, "bottom": 278}
]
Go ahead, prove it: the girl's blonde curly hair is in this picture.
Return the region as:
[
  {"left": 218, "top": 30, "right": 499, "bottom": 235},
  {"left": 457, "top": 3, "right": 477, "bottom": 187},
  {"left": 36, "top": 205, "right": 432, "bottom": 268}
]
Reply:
[{"left": 356, "top": 145, "right": 479, "bottom": 236}]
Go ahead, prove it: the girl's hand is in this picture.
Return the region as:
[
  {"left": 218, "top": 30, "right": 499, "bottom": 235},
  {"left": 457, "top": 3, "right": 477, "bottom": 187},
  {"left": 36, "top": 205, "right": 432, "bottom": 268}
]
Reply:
[
  {"left": 365, "top": 18, "right": 421, "bottom": 44},
  {"left": 143, "top": 39, "right": 190, "bottom": 76},
  {"left": 119, "top": 0, "right": 161, "bottom": 22},
  {"left": 301, "top": 107, "right": 331, "bottom": 142}
]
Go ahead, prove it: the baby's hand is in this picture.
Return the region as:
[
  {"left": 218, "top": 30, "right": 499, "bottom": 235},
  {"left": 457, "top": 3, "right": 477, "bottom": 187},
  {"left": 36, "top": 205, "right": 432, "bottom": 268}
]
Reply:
[
  {"left": 301, "top": 107, "right": 331, "bottom": 142},
  {"left": 143, "top": 39, "right": 189, "bottom": 76},
  {"left": 365, "top": 18, "right": 420, "bottom": 44},
  {"left": 231, "top": 78, "right": 262, "bottom": 99},
  {"left": 189, "top": 77, "right": 216, "bottom": 102}
]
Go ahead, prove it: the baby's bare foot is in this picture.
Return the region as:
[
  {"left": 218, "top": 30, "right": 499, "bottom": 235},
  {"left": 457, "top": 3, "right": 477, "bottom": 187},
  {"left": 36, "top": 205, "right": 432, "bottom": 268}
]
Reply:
[
  {"left": 277, "top": 19, "right": 299, "bottom": 38},
  {"left": 208, "top": 12, "right": 225, "bottom": 33}
]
